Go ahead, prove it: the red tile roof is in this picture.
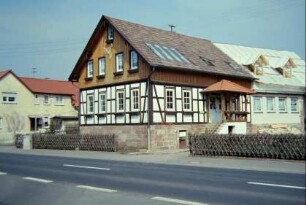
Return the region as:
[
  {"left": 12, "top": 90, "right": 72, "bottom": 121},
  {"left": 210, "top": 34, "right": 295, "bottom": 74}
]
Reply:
[
  {"left": 69, "top": 15, "right": 254, "bottom": 81},
  {"left": 202, "top": 80, "right": 255, "bottom": 94},
  {"left": 19, "top": 77, "right": 79, "bottom": 107},
  {"left": 0, "top": 70, "right": 11, "bottom": 79}
]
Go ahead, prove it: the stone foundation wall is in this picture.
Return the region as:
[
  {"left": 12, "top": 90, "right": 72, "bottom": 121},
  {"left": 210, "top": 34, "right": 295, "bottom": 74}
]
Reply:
[
  {"left": 80, "top": 125, "right": 148, "bottom": 150},
  {"left": 80, "top": 124, "right": 211, "bottom": 151}
]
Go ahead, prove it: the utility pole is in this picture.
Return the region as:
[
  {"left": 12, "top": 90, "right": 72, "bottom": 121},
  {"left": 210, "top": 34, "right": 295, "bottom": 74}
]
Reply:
[{"left": 168, "top": 24, "right": 176, "bottom": 32}]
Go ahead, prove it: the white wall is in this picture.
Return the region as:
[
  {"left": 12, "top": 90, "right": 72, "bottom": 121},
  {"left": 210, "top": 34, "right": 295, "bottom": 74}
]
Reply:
[{"left": 218, "top": 122, "right": 247, "bottom": 134}]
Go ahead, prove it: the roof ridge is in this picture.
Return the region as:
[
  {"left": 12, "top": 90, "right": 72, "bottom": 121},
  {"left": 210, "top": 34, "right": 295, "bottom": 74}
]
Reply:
[
  {"left": 105, "top": 15, "right": 211, "bottom": 43},
  {"left": 19, "top": 76, "right": 70, "bottom": 82}
]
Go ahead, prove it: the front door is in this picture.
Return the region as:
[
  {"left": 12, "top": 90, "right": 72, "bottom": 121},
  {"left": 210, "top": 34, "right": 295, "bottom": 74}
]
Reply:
[{"left": 209, "top": 95, "right": 222, "bottom": 123}]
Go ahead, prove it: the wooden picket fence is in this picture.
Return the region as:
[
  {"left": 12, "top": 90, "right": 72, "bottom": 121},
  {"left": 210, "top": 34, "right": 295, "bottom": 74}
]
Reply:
[
  {"left": 16, "top": 133, "right": 117, "bottom": 152},
  {"left": 189, "top": 134, "right": 305, "bottom": 160}
]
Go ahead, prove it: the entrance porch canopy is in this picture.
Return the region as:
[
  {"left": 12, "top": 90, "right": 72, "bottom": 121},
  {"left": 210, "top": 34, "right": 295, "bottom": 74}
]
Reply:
[{"left": 202, "top": 80, "right": 255, "bottom": 122}]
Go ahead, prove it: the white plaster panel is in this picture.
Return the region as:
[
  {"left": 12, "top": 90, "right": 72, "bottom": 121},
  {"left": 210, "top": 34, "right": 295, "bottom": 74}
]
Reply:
[
  {"left": 177, "top": 113, "right": 183, "bottom": 123},
  {"left": 141, "top": 82, "right": 147, "bottom": 96},
  {"left": 131, "top": 115, "right": 140, "bottom": 123},
  {"left": 176, "top": 87, "right": 181, "bottom": 98},
  {"left": 166, "top": 114, "right": 175, "bottom": 123},
  {"left": 86, "top": 117, "right": 94, "bottom": 124},
  {"left": 116, "top": 85, "right": 124, "bottom": 90},
  {"left": 126, "top": 99, "right": 130, "bottom": 112},
  {"left": 153, "top": 112, "right": 162, "bottom": 123},
  {"left": 112, "top": 101, "right": 116, "bottom": 112},
  {"left": 80, "top": 116, "right": 85, "bottom": 125},
  {"left": 99, "top": 116, "right": 106, "bottom": 124},
  {"left": 183, "top": 114, "right": 192, "bottom": 123},
  {"left": 218, "top": 122, "right": 247, "bottom": 134},
  {"left": 131, "top": 83, "right": 140, "bottom": 88},
  {"left": 193, "top": 101, "right": 198, "bottom": 111},
  {"left": 116, "top": 115, "right": 124, "bottom": 124},
  {"left": 192, "top": 88, "right": 198, "bottom": 99},
  {"left": 81, "top": 91, "right": 86, "bottom": 102},
  {"left": 143, "top": 113, "right": 148, "bottom": 123},
  {"left": 177, "top": 100, "right": 182, "bottom": 111},
  {"left": 194, "top": 113, "right": 199, "bottom": 122},
  {"left": 199, "top": 113, "right": 204, "bottom": 122},
  {"left": 87, "top": 90, "right": 94, "bottom": 94},
  {"left": 94, "top": 89, "right": 98, "bottom": 101},
  {"left": 125, "top": 114, "right": 130, "bottom": 123},
  {"left": 155, "top": 85, "right": 164, "bottom": 98}
]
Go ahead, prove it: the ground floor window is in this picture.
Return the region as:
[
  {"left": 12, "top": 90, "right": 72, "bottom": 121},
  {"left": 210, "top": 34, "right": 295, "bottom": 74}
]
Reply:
[{"left": 291, "top": 98, "right": 298, "bottom": 112}]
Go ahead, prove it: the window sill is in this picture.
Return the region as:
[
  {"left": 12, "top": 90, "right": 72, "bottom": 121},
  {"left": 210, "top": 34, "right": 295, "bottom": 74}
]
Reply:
[
  {"left": 113, "top": 71, "right": 123, "bottom": 76},
  {"left": 55, "top": 104, "right": 64, "bottom": 106},
  {"left": 128, "top": 68, "right": 139, "bottom": 73},
  {"left": 96, "top": 75, "right": 105, "bottom": 79},
  {"left": 106, "top": 39, "right": 113, "bottom": 44},
  {"left": 85, "top": 77, "right": 93, "bottom": 81}
]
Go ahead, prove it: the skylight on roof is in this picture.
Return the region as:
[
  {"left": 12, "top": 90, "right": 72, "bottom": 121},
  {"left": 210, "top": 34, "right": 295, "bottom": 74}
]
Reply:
[{"left": 146, "top": 43, "right": 189, "bottom": 63}]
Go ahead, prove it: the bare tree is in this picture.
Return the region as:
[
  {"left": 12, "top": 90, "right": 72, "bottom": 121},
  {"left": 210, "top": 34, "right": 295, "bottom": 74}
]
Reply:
[{"left": 5, "top": 112, "right": 25, "bottom": 133}]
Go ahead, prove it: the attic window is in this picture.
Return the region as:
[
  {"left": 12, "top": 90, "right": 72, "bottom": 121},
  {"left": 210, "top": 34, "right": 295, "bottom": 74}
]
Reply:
[
  {"left": 145, "top": 43, "right": 190, "bottom": 63},
  {"left": 225, "top": 61, "right": 240, "bottom": 70},
  {"left": 107, "top": 26, "right": 114, "bottom": 42},
  {"left": 200, "top": 57, "right": 215, "bottom": 66}
]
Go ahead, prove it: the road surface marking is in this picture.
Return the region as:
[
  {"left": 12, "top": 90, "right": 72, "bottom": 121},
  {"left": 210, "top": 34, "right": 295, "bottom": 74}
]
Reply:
[
  {"left": 23, "top": 177, "right": 53, "bottom": 183},
  {"left": 63, "top": 164, "right": 110, "bottom": 171},
  {"left": 152, "top": 196, "right": 209, "bottom": 205},
  {"left": 190, "top": 161, "right": 200, "bottom": 164},
  {"left": 0, "top": 171, "right": 7, "bottom": 175},
  {"left": 76, "top": 185, "right": 117, "bottom": 193},
  {"left": 247, "top": 182, "right": 306, "bottom": 190}
]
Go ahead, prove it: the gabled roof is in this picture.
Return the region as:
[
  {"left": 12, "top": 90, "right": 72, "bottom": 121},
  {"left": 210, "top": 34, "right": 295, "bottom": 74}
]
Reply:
[
  {"left": 0, "top": 70, "right": 12, "bottom": 79},
  {"left": 69, "top": 15, "right": 254, "bottom": 81},
  {"left": 202, "top": 79, "right": 255, "bottom": 94},
  {"left": 214, "top": 43, "right": 306, "bottom": 87}
]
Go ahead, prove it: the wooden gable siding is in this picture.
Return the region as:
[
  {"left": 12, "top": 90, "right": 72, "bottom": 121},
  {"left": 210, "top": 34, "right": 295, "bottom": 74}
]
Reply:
[
  {"left": 151, "top": 69, "right": 252, "bottom": 88},
  {"left": 77, "top": 29, "right": 151, "bottom": 89}
]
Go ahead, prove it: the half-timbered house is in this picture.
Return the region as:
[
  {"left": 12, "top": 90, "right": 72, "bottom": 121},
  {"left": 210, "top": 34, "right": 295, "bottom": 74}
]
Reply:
[{"left": 69, "top": 16, "right": 255, "bottom": 150}]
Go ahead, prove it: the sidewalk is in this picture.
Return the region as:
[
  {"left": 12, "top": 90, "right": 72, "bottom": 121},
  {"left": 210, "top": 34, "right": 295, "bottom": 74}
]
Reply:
[{"left": 0, "top": 145, "right": 305, "bottom": 174}]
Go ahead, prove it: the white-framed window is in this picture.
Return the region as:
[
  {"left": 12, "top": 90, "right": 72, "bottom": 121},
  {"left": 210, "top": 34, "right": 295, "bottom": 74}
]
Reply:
[
  {"left": 87, "top": 94, "right": 94, "bottom": 114},
  {"left": 2, "top": 93, "right": 17, "bottom": 104},
  {"left": 98, "top": 57, "right": 106, "bottom": 76},
  {"left": 253, "top": 97, "right": 263, "bottom": 112},
  {"left": 99, "top": 92, "right": 106, "bottom": 113},
  {"left": 183, "top": 89, "right": 191, "bottom": 111},
  {"left": 86, "top": 60, "right": 93, "bottom": 78},
  {"left": 107, "top": 26, "right": 114, "bottom": 41},
  {"left": 291, "top": 98, "right": 298, "bottom": 112},
  {"left": 130, "top": 50, "right": 138, "bottom": 70},
  {"left": 44, "top": 95, "right": 50, "bottom": 104},
  {"left": 278, "top": 97, "right": 287, "bottom": 112},
  {"left": 266, "top": 97, "right": 275, "bottom": 112},
  {"left": 131, "top": 89, "right": 140, "bottom": 111},
  {"left": 43, "top": 117, "right": 49, "bottom": 128},
  {"left": 115, "top": 53, "right": 124, "bottom": 72},
  {"left": 56, "top": 96, "right": 64, "bottom": 105},
  {"left": 34, "top": 94, "right": 40, "bottom": 105},
  {"left": 116, "top": 90, "right": 125, "bottom": 112},
  {"left": 0, "top": 116, "right": 3, "bottom": 129},
  {"left": 165, "top": 88, "right": 175, "bottom": 111}
]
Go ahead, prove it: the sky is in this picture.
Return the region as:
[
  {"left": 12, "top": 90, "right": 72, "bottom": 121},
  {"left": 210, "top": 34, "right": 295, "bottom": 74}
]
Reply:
[{"left": 0, "top": 0, "right": 305, "bottom": 80}]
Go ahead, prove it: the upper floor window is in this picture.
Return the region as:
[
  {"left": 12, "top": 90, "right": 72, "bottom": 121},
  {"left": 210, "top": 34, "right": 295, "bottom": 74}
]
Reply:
[
  {"left": 278, "top": 97, "right": 287, "bottom": 112},
  {"left": 165, "top": 88, "right": 175, "bottom": 111},
  {"left": 116, "top": 90, "right": 125, "bottom": 112},
  {"left": 131, "top": 89, "right": 140, "bottom": 111},
  {"left": 291, "top": 98, "right": 298, "bottom": 112},
  {"left": 34, "top": 94, "right": 40, "bottom": 105},
  {"left": 107, "top": 26, "right": 114, "bottom": 42},
  {"left": 183, "top": 89, "right": 191, "bottom": 111},
  {"left": 253, "top": 96, "right": 262, "bottom": 112},
  {"left": 98, "top": 57, "right": 106, "bottom": 76},
  {"left": 86, "top": 60, "right": 93, "bottom": 79},
  {"left": 44, "top": 95, "right": 50, "bottom": 104},
  {"left": 2, "top": 93, "right": 17, "bottom": 104},
  {"left": 115, "top": 53, "right": 124, "bottom": 73},
  {"left": 56, "top": 96, "right": 64, "bottom": 106},
  {"left": 99, "top": 92, "right": 106, "bottom": 113},
  {"left": 87, "top": 94, "right": 94, "bottom": 114},
  {"left": 266, "top": 97, "right": 275, "bottom": 112},
  {"left": 130, "top": 50, "right": 138, "bottom": 70}
]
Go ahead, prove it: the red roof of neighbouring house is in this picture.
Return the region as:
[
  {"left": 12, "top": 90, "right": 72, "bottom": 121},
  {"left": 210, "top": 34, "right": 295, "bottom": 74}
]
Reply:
[
  {"left": 202, "top": 79, "right": 255, "bottom": 94},
  {"left": 0, "top": 70, "right": 11, "bottom": 79},
  {"left": 19, "top": 77, "right": 79, "bottom": 107}
]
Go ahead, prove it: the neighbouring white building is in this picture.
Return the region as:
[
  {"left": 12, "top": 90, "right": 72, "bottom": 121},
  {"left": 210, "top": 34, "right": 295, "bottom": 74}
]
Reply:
[{"left": 215, "top": 43, "right": 305, "bottom": 134}]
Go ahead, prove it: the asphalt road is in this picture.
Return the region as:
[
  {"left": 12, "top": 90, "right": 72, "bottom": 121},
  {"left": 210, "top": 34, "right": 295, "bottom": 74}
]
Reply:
[{"left": 0, "top": 153, "right": 305, "bottom": 205}]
